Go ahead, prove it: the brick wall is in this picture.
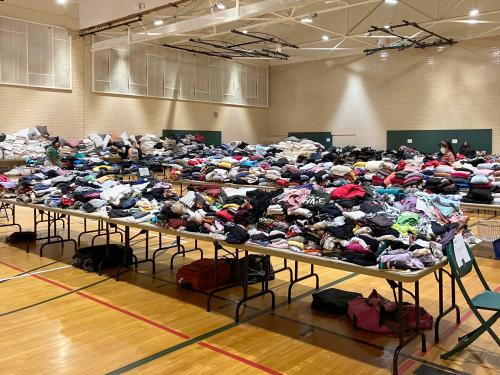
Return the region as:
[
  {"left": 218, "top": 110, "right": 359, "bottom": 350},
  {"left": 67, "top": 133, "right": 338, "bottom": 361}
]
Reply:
[
  {"left": 0, "top": 2, "right": 267, "bottom": 144},
  {"left": 3, "top": 2, "right": 500, "bottom": 151},
  {"left": 268, "top": 36, "right": 500, "bottom": 152}
]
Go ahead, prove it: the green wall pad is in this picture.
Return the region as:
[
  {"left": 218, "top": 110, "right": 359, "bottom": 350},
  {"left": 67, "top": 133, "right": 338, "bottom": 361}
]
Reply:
[
  {"left": 387, "top": 129, "right": 492, "bottom": 154},
  {"left": 288, "top": 132, "right": 332, "bottom": 149},
  {"left": 162, "top": 130, "right": 222, "bottom": 146}
]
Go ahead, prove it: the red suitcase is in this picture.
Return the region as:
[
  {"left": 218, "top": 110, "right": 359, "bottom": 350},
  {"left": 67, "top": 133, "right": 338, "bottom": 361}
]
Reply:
[{"left": 176, "top": 259, "right": 232, "bottom": 291}]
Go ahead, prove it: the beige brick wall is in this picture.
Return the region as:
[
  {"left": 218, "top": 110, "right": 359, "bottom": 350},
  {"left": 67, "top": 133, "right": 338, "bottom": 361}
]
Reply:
[
  {"left": 268, "top": 36, "right": 500, "bottom": 152},
  {"left": 2, "top": 2, "right": 500, "bottom": 150},
  {"left": 80, "top": 37, "right": 267, "bottom": 144},
  {"left": 0, "top": 7, "right": 267, "bottom": 144}
]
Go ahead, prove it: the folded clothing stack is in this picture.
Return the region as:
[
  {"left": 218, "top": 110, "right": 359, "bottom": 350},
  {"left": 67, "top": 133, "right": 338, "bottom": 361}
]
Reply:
[
  {"left": 0, "top": 128, "right": 49, "bottom": 159},
  {"left": 451, "top": 170, "right": 471, "bottom": 190}
]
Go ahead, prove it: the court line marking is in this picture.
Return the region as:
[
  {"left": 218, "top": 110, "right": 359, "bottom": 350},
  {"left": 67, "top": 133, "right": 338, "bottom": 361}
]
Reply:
[
  {"left": 0, "top": 276, "right": 113, "bottom": 317},
  {"left": 272, "top": 313, "right": 469, "bottom": 375},
  {"left": 398, "top": 284, "right": 500, "bottom": 374},
  {"left": 106, "top": 273, "right": 358, "bottom": 374},
  {"left": 0, "top": 265, "right": 72, "bottom": 282},
  {"left": 0, "top": 259, "right": 64, "bottom": 284},
  {"left": 0, "top": 259, "right": 286, "bottom": 375}
]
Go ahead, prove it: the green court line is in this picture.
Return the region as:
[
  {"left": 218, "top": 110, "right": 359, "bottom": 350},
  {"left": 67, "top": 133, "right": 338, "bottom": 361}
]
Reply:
[
  {"left": 273, "top": 313, "right": 469, "bottom": 375},
  {"left": 0, "top": 257, "right": 75, "bottom": 284},
  {"left": 107, "top": 272, "right": 358, "bottom": 374},
  {"left": 0, "top": 276, "right": 113, "bottom": 317},
  {"left": 0, "top": 259, "right": 63, "bottom": 284}
]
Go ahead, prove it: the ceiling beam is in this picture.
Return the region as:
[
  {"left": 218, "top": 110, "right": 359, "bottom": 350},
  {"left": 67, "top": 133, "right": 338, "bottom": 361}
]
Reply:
[
  {"left": 92, "top": 0, "right": 324, "bottom": 51},
  {"left": 168, "top": 0, "right": 382, "bottom": 47}
]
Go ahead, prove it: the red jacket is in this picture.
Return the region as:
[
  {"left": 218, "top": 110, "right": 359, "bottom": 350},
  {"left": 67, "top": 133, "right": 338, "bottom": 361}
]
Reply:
[{"left": 331, "top": 184, "right": 366, "bottom": 200}]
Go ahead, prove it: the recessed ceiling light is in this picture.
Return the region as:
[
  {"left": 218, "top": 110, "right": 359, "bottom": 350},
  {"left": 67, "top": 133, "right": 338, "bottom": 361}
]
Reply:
[
  {"left": 384, "top": 0, "right": 398, "bottom": 4},
  {"left": 469, "top": 8, "right": 480, "bottom": 17},
  {"left": 56, "top": 0, "right": 67, "bottom": 4},
  {"left": 215, "top": 2, "right": 226, "bottom": 10},
  {"left": 322, "top": 35, "right": 329, "bottom": 41},
  {"left": 153, "top": 19, "right": 164, "bottom": 26}
]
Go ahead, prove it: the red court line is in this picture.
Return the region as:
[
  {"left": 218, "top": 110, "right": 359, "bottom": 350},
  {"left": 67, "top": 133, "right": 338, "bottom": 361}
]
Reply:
[
  {"left": 75, "top": 291, "right": 190, "bottom": 339},
  {"left": 398, "top": 284, "right": 500, "bottom": 374},
  {"left": 0, "top": 259, "right": 283, "bottom": 374},
  {"left": 0, "top": 260, "right": 74, "bottom": 291}
]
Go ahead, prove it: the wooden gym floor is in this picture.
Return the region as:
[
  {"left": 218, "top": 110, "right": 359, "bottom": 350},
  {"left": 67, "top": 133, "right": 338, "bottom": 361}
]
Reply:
[{"left": 0, "top": 206, "right": 498, "bottom": 375}]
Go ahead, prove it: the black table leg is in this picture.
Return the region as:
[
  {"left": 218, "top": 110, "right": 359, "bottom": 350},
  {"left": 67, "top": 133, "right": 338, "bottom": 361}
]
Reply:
[
  {"left": 287, "top": 262, "right": 320, "bottom": 303},
  {"left": 434, "top": 268, "right": 461, "bottom": 343}
]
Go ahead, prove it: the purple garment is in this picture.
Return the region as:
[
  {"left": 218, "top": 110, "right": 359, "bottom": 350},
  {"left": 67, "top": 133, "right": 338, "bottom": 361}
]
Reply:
[
  {"left": 379, "top": 253, "right": 425, "bottom": 270},
  {"left": 401, "top": 195, "right": 417, "bottom": 212},
  {"left": 439, "top": 230, "right": 455, "bottom": 247}
]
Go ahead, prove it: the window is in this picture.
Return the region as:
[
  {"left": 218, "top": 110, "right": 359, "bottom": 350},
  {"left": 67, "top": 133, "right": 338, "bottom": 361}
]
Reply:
[
  {"left": 0, "top": 16, "right": 71, "bottom": 90},
  {"left": 92, "top": 37, "right": 268, "bottom": 107}
]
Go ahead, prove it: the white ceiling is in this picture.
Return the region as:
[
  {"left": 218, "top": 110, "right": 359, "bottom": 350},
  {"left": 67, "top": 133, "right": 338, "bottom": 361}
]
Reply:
[
  {"left": 88, "top": 0, "right": 500, "bottom": 63},
  {"left": 5, "top": 0, "right": 500, "bottom": 63}
]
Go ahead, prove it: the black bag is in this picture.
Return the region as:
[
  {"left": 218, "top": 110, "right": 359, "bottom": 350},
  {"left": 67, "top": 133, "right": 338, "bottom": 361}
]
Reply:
[
  {"left": 6, "top": 231, "right": 37, "bottom": 243},
  {"left": 72, "top": 244, "right": 133, "bottom": 273},
  {"left": 311, "top": 288, "right": 363, "bottom": 315},
  {"left": 237, "top": 255, "right": 275, "bottom": 284}
]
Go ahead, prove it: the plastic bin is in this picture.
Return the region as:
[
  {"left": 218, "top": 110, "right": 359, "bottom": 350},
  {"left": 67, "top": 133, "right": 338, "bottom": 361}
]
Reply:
[{"left": 493, "top": 239, "right": 500, "bottom": 260}]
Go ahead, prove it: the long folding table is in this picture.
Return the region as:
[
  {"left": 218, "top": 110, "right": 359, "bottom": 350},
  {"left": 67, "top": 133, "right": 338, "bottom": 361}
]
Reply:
[
  {"left": 0, "top": 197, "right": 462, "bottom": 374},
  {"left": 461, "top": 202, "right": 500, "bottom": 212}
]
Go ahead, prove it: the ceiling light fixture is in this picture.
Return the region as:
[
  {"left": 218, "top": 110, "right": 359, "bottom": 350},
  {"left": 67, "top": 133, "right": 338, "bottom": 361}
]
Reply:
[
  {"left": 384, "top": 0, "right": 398, "bottom": 4},
  {"left": 384, "top": 24, "right": 391, "bottom": 29},
  {"left": 215, "top": 2, "right": 226, "bottom": 10},
  {"left": 242, "top": 29, "right": 248, "bottom": 34},
  {"left": 322, "top": 35, "right": 329, "bottom": 41},
  {"left": 56, "top": 0, "right": 67, "bottom": 4},
  {"left": 469, "top": 8, "right": 480, "bottom": 17},
  {"left": 153, "top": 19, "right": 164, "bottom": 26}
]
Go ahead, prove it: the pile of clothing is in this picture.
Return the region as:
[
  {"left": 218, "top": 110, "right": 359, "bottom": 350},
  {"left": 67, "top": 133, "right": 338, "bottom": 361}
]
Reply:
[
  {"left": 151, "top": 182, "right": 469, "bottom": 270},
  {"left": 0, "top": 128, "right": 49, "bottom": 160},
  {"left": 6, "top": 167, "right": 175, "bottom": 224},
  {"left": 1, "top": 150, "right": 479, "bottom": 272}
]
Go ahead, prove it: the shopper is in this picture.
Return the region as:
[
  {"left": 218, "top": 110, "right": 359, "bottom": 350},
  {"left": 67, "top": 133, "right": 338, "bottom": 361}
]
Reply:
[
  {"left": 439, "top": 140, "right": 456, "bottom": 165},
  {"left": 45, "top": 137, "right": 62, "bottom": 167},
  {"left": 459, "top": 141, "right": 476, "bottom": 158}
]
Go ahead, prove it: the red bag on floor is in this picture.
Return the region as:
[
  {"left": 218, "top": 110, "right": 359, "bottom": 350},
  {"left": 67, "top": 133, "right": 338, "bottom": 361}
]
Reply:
[
  {"left": 397, "top": 303, "right": 434, "bottom": 331},
  {"left": 347, "top": 289, "right": 397, "bottom": 334},
  {"left": 176, "top": 259, "right": 232, "bottom": 291},
  {"left": 348, "top": 289, "right": 434, "bottom": 334}
]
